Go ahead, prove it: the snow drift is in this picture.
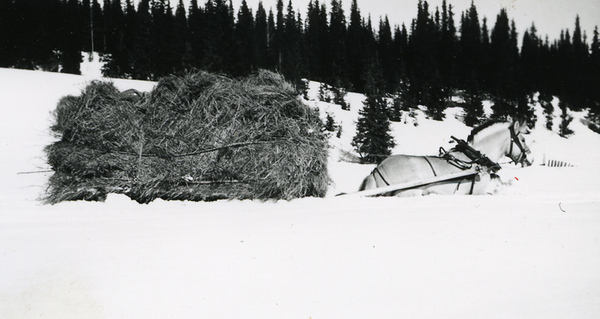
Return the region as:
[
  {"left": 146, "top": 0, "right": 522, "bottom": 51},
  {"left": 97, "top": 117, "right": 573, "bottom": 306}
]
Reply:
[{"left": 1, "top": 64, "right": 599, "bottom": 318}]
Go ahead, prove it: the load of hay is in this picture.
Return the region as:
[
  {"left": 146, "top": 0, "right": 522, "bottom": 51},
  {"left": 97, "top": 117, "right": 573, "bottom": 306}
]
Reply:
[{"left": 45, "top": 70, "right": 329, "bottom": 204}]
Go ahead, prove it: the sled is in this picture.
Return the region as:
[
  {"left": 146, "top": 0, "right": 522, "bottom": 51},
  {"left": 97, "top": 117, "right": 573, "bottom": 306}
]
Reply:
[{"left": 341, "top": 168, "right": 480, "bottom": 197}]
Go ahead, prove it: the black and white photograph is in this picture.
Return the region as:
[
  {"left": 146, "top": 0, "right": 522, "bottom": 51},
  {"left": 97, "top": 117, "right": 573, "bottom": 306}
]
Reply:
[{"left": 1, "top": 0, "right": 599, "bottom": 317}]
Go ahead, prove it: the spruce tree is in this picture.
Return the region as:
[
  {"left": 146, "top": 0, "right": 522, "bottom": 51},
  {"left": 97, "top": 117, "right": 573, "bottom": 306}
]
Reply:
[
  {"left": 305, "top": 0, "right": 325, "bottom": 81},
  {"left": 589, "top": 26, "right": 600, "bottom": 125},
  {"left": 173, "top": 0, "right": 189, "bottom": 69},
  {"left": 188, "top": 0, "right": 204, "bottom": 69},
  {"left": 274, "top": 0, "right": 284, "bottom": 71},
  {"left": 102, "top": 0, "right": 129, "bottom": 77},
  {"left": 352, "top": 61, "right": 395, "bottom": 164},
  {"left": 281, "top": 0, "right": 303, "bottom": 84},
  {"left": 408, "top": 0, "right": 446, "bottom": 120},
  {"left": 520, "top": 24, "right": 542, "bottom": 94},
  {"left": 123, "top": 0, "right": 137, "bottom": 74},
  {"left": 328, "top": 0, "right": 348, "bottom": 87},
  {"left": 254, "top": 2, "right": 269, "bottom": 70},
  {"left": 130, "top": 0, "right": 153, "bottom": 79},
  {"left": 267, "top": 9, "right": 277, "bottom": 69},
  {"left": 234, "top": 0, "right": 255, "bottom": 76},
  {"left": 490, "top": 8, "right": 519, "bottom": 117},
  {"left": 458, "top": 1, "right": 482, "bottom": 92},
  {"left": 346, "top": 0, "right": 365, "bottom": 92},
  {"left": 378, "top": 16, "right": 396, "bottom": 92},
  {"left": 438, "top": 1, "right": 458, "bottom": 89},
  {"left": 91, "top": 0, "right": 104, "bottom": 52},
  {"left": 60, "top": 0, "right": 83, "bottom": 74}
]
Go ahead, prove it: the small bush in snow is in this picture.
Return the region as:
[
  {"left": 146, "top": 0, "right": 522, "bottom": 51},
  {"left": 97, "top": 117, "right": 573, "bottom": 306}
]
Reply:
[
  {"left": 462, "top": 93, "right": 486, "bottom": 127},
  {"left": 539, "top": 92, "right": 554, "bottom": 130},
  {"left": 325, "top": 113, "right": 336, "bottom": 132},
  {"left": 559, "top": 100, "right": 574, "bottom": 138}
]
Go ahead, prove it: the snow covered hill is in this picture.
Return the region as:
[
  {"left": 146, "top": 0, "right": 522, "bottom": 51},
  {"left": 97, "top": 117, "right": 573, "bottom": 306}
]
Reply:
[{"left": 1, "top": 67, "right": 599, "bottom": 318}]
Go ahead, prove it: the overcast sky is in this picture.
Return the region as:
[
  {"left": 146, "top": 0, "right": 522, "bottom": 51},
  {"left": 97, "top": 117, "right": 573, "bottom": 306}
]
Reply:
[{"left": 211, "top": 0, "right": 599, "bottom": 42}]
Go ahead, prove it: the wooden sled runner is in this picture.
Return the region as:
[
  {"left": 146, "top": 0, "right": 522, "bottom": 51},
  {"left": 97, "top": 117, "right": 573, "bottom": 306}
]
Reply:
[{"left": 341, "top": 168, "right": 480, "bottom": 197}]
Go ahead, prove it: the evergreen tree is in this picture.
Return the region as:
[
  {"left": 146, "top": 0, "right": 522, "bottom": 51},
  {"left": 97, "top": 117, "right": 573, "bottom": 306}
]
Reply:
[
  {"left": 458, "top": 1, "right": 482, "bottom": 91},
  {"left": 254, "top": 2, "right": 269, "bottom": 69},
  {"left": 280, "top": 0, "right": 304, "bottom": 84},
  {"left": 122, "top": 0, "right": 137, "bottom": 74},
  {"left": 392, "top": 24, "right": 409, "bottom": 84},
  {"left": 80, "top": 0, "right": 92, "bottom": 53},
  {"left": 267, "top": 9, "right": 277, "bottom": 69},
  {"left": 463, "top": 92, "right": 485, "bottom": 127},
  {"left": 59, "top": 0, "right": 83, "bottom": 74},
  {"left": 328, "top": 0, "right": 348, "bottom": 87},
  {"left": 570, "top": 16, "right": 590, "bottom": 109},
  {"left": 305, "top": 0, "right": 326, "bottom": 81},
  {"left": 408, "top": 0, "right": 446, "bottom": 120},
  {"left": 273, "top": 0, "right": 284, "bottom": 71},
  {"left": 203, "top": 0, "right": 236, "bottom": 74},
  {"left": 480, "top": 16, "right": 491, "bottom": 90},
  {"left": 590, "top": 26, "right": 600, "bottom": 112},
  {"left": 438, "top": 1, "right": 458, "bottom": 89},
  {"left": 130, "top": 0, "right": 153, "bottom": 79},
  {"left": 378, "top": 16, "right": 396, "bottom": 92},
  {"left": 102, "top": 0, "right": 129, "bottom": 77},
  {"left": 352, "top": 60, "right": 395, "bottom": 164},
  {"left": 90, "top": 0, "right": 104, "bottom": 52},
  {"left": 188, "top": 0, "right": 204, "bottom": 68},
  {"left": 11, "top": 0, "right": 61, "bottom": 70},
  {"left": 520, "top": 24, "right": 542, "bottom": 94},
  {"left": 0, "top": 0, "right": 12, "bottom": 66},
  {"left": 490, "top": 8, "right": 520, "bottom": 117},
  {"left": 346, "top": 0, "right": 365, "bottom": 91},
  {"left": 234, "top": 0, "right": 255, "bottom": 76}
]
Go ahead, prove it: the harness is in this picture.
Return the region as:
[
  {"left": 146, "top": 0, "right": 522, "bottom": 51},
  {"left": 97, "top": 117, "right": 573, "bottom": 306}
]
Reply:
[
  {"left": 437, "top": 136, "right": 501, "bottom": 195},
  {"left": 508, "top": 124, "right": 530, "bottom": 165},
  {"left": 439, "top": 136, "right": 501, "bottom": 173}
]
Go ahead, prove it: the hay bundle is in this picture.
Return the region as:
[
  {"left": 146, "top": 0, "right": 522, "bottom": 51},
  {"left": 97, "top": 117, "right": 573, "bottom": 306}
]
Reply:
[{"left": 45, "top": 70, "right": 329, "bottom": 203}]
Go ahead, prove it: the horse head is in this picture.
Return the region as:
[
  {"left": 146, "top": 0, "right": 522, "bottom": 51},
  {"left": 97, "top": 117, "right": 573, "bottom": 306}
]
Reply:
[
  {"left": 468, "top": 119, "right": 533, "bottom": 167},
  {"left": 508, "top": 119, "right": 533, "bottom": 167}
]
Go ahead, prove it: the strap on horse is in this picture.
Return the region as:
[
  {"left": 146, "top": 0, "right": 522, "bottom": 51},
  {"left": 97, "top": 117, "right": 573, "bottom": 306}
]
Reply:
[{"left": 439, "top": 136, "right": 501, "bottom": 173}]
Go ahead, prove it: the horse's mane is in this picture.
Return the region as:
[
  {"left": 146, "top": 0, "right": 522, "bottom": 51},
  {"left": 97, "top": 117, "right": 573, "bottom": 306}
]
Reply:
[{"left": 467, "top": 119, "right": 509, "bottom": 143}]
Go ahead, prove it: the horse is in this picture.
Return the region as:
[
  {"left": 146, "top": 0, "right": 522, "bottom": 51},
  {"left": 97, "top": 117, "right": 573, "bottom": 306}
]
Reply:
[{"left": 358, "top": 119, "right": 532, "bottom": 196}]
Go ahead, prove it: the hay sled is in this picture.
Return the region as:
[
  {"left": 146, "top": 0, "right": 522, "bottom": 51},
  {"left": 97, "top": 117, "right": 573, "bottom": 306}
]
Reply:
[{"left": 45, "top": 71, "right": 329, "bottom": 204}]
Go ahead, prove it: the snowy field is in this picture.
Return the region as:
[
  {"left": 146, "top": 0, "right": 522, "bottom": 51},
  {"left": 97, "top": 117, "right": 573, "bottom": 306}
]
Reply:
[{"left": 1, "top": 62, "right": 599, "bottom": 318}]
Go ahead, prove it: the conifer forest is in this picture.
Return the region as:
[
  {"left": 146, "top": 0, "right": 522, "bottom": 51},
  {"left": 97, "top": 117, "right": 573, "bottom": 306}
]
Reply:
[{"left": 1, "top": 0, "right": 599, "bottom": 122}]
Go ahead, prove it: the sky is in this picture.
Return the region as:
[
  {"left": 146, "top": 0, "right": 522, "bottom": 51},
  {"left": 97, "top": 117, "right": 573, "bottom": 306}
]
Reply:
[{"left": 180, "top": 0, "right": 600, "bottom": 42}]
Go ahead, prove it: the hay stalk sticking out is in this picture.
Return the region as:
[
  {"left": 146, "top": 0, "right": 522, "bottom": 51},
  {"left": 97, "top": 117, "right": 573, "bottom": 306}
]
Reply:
[{"left": 45, "top": 70, "right": 329, "bottom": 203}]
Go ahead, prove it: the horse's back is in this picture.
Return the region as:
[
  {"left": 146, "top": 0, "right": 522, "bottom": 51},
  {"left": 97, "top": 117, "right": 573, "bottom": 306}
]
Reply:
[
  {"left": 377, "top": 154, "right": 454, "bottom": 184},
  {"left": 361, "top": 154, "right": 474, "bottom": 193}
]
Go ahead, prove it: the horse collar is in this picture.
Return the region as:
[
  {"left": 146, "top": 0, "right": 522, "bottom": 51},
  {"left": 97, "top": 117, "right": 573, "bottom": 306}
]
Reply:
[{"left": 442, "top": 136, "right": 501, "bottom": 173}]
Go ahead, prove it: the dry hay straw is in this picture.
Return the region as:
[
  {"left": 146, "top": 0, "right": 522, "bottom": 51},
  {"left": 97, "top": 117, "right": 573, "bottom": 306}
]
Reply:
[{"left": 45, "top": 70, "right": 329, "bottom": 203}]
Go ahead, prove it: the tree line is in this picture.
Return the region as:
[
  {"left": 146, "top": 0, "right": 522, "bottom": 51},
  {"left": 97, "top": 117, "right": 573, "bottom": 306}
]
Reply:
[{"left": 1, "top": 0, "right": 599, "bottom": 120}]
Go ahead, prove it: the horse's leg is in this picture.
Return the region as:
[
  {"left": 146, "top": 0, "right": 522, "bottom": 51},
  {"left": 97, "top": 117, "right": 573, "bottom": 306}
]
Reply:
[
  {"left": 469, "top": 173, "right": 506, "bottom": 195},
  {"left": 358, "top": 173, "right": 377, "bottom": 191}
]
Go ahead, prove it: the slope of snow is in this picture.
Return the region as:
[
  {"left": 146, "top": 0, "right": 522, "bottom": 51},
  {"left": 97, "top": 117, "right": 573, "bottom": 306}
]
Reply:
[{"left": 1, "top": 69, "right": 599, "bottom": 319}]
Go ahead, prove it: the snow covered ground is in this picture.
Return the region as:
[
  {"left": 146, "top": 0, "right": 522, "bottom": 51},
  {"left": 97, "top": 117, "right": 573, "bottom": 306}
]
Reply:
[{"left": 1, "top": 62, "right": 599, "bottom": 318}]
